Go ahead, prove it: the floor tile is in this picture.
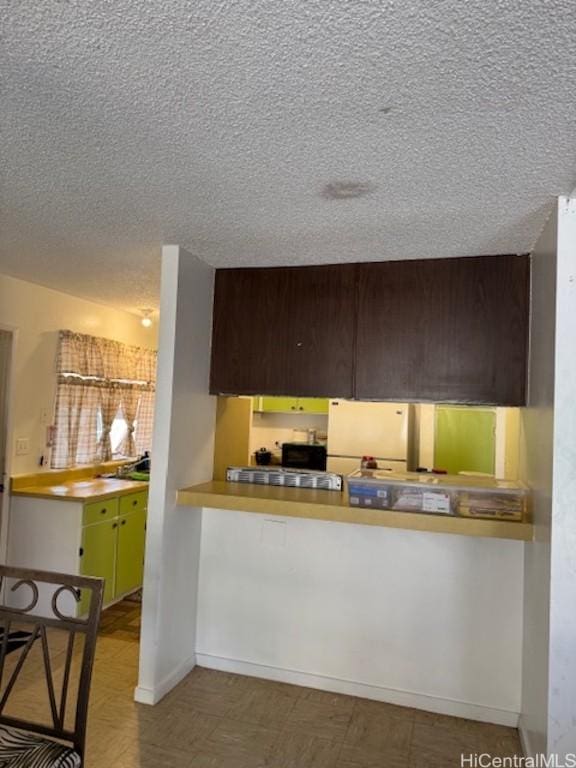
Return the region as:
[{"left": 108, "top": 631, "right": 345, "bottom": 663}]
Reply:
[
  {"left": 226, "top": 682, "right": 299, "bottom": 728},
  {"left": 411, "top": 721, "right": 502, "bottom": 766},
  {"left": 412, "top": 714, "right": 522, "bottom": 759},
  {"left": 338, "top": 742, "right": 410, "bottom": 768},
  {"left": 172, "top": 670, "right": 249, "bottom": 717},
  {"left": 115, "top": 742, "right": 194, "bottom": 768},
  {"left": 268, "top": 731, "right": 344, "bottom": 768},
  {"left": 345, "top": 698, "right": 414, "bottom": 751},
  {"left": 285, "top": 689, "right": 355, "bottom": 741},
  {"left": 160, "top": 702, "right": 222, "bottom": 751},
  {"left": 202, "top": 717, "right": 281, "bottom": 764}
]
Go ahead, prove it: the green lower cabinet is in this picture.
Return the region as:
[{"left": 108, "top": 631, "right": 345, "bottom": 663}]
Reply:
[
  {"left": 78, "top": 492, "right": 147, "bottom": 615},
  {"left": 115, "top": 509, "right": 147, "bottom": 598},
  {"left": 79, "top": 520, "right": 117, "bottom": 614}
]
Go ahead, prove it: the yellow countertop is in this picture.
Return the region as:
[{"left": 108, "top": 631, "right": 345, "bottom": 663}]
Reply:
[
  {"left": 177, "top": 481, "right": 533, "bottom": 542},
  {"left": 11, "top": 477, "right": 149, "bottom": 502}
]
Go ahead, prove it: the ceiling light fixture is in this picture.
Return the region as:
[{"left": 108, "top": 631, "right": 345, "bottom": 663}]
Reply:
[{"left": 140, "top": 309, "right": 153, "bottom": 328}]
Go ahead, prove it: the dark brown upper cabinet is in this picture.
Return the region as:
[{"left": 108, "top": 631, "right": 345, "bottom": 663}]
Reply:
[
  {"left": 355, "top": 255, "right": 530, "bottom": 404},
  {"left": 210, "top": 264, "right": 357, "bottom": 397}
]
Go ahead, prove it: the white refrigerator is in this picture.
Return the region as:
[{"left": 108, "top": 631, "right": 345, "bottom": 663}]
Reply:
[{"left": 326, "top": 400, "right": 413, "bottom": 475}]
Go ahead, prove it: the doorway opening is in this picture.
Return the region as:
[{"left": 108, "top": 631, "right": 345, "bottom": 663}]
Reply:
[{"left": 0, "top": 330, "right": 13, "bottom": 562}]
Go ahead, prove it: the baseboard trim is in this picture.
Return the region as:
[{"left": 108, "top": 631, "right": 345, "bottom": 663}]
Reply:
[
  {"left": 134, "top": 653, "right": 197, "bottom": 705},
  {"left": 518, "top": 717, "right": 532, "bottom": 758},
  {"left": 196, "top": 652, "right": 519, "bottom": 727}
]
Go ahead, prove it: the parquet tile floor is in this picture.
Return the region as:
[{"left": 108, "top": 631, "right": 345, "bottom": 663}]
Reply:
[{"left": 4, "top": 600, "right": 523, "bottom": 767}]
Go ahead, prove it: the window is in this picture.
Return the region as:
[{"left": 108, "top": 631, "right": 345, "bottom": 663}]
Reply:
[
  {"left": 96, "top": 406, "right": 128, "bottom": 458},
  {"left": 51, "top": 331, "right": 156, "bottom": 469}
]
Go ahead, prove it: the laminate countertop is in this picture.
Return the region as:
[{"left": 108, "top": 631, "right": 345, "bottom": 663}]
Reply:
[
  {"left": 177, "top": 480, "right": 533, "bottom": 542},
  {"left": 11, "top": 478, "right": 149, "bottom": 502}
]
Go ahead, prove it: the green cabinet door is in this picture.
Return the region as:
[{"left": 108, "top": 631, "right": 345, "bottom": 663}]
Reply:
[
  {"left": 115, "top": 509, "right": 147, "bottom": 598},
  {"left": 79, "top": 520, "right": 117, "bottom": 614},
  {"left": 434, "top": 406, "right": 496, "bottom": 475},
  {"left": 296, "top": 398, "right": 329, "bottom": 414},
  {"left": 258, "top": 396, "right": 328, "bottom": 414},
  {"left": 259, "top": 397, "right": 300, "bottom": 412}
]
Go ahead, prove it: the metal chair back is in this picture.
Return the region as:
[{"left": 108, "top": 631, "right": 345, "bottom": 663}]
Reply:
[{"left": 0, "top": 565, "right": 104, "bottom": 761}]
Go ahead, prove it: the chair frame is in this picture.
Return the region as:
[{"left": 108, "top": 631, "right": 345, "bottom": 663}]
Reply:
[{"left": 0, "top": 565, "right": 104, "bottom": 763}]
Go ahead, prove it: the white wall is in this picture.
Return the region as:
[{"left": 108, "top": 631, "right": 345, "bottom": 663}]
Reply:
[
  {"left": 0, "top": 273, "right": 157, "bottom": 475},
  {"left": 548, "top": 198, "right": 576, "bottom": 756},
  {"left": 136, "top": 246, "right": 215, "bottom": 705},
  {"left": 197, "top": 508, "right": 524, "bottom": 725},
  {"left": 519, "top": 208, "right": 556, "bottom": 756}
]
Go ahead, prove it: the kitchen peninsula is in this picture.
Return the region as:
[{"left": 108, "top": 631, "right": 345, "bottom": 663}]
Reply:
[
  {"left": 176, "top": 460, "right": 529, "bottom": 723},
  {"left": 136, "top": 247, "right": 533, "bottom": 731},
  {"left": 178, "top": 480, "right": 533, "bottom": 541},
  {"left": 178, "top": 475, "right": 525, "bottom": 726}
]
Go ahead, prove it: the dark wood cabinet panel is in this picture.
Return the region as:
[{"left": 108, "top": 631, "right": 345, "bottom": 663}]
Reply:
[
  {"left": 210, "top": 264, "right": 357, "bottom": 397},
  {"left": 355, "top": 255, "right": 530, "bottom": 404}
]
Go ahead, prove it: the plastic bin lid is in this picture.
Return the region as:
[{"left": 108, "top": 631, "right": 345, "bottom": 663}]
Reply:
[{"left": 347, "top": 469, "right": 528, "bottom": 492}]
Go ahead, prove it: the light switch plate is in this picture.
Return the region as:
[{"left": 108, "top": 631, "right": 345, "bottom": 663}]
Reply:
[{"left": 15, "top": 438, "right": 30, "bottom": 456}]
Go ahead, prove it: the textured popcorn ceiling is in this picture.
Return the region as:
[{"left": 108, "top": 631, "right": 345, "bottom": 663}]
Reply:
[{"left": 1, "top": 1, "right": 576, "bottom": 311}]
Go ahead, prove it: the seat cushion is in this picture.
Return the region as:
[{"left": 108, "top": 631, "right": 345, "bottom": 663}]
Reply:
[{"left": 0, "top": 726, "right": 80, "bottom": 767}]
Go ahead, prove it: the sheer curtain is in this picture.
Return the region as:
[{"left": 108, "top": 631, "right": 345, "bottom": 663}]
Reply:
[
  {"left": 52, "top": 331, "right": 157, "bottom": 469},
  {"left": 119, "top": 386, "right": 143, "bottom": 458},
  {"left": 134, "top": 389, "right": 155, "bottom": 456},
  {"left": 98, "top": 385, "right": 123, "bottom": 462},
  {"left": 51, "top": 382, "right": 101, "bottom": 468}
]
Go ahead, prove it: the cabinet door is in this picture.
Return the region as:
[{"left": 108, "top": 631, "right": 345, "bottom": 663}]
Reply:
[
  {"left": 79, "top": 520, "right": 117, "bottom": 613},
  {"left": 434, "top": 406, "right": 496, "bottom": 475},
  {"left": 296, "top": 398, "right": 329, "bottom": 414},
  {"left": 119, "top": 491, "right": 148, "bottom": 516},
  {"left": 83, "top": 497, "right": 119, "bottom": 526},
  {"left": 115, "top": 509, "right": 146, "bottom": 598},
  {"left": 210, "top": 265, "right": 357, "bottom": 397},
  {"left": 355, "top": 255, "right": 529, "bottom": 405},
  {"left": 260, "top": 397, "right": 300, "bottom": 412}
]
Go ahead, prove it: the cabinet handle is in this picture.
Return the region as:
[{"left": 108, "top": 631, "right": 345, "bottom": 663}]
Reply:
[
  {"left": 100, "top": 509, "right": 106, "bottom": 515},
  {"left": 112, "top": 523, "right": 118, "bottom": 529},
  {"left": 291, "top": 406, "right": 296, "bottom": 410},
  {"left": 79, "top": 547, "right": 84, "bottom": 557},
  {"left": 121, "top": 520, "right": 126, "bottom": 526},
  {"left": 299, "top": 406, "right": 304, "bottom": 411},
  {"left": 132, "top": 499, "right": 138, "bottom": 506}
]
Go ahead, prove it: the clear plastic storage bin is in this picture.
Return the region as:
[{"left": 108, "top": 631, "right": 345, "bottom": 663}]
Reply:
[{"left": 347, "top": 470, "right": 529, "bottom": 521}]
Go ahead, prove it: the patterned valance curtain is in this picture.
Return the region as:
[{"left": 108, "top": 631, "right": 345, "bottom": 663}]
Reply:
[
  {"left": 52, "top": 331, "right": 157, "bottom": 469},
  {"left": 57, "top": 330, "right": 156, "bottom": 382}
]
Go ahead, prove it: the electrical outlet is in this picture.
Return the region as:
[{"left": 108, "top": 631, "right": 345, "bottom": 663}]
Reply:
[{"left": 15, "top": 438, "right": 30, "bottom": 456}]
